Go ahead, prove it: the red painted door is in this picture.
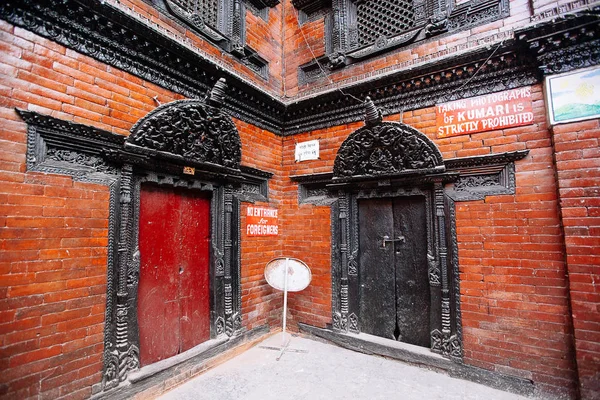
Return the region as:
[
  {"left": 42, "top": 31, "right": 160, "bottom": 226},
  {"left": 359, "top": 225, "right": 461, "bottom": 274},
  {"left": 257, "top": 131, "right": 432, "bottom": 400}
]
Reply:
[{"left": 137, "top": 183, "right": 211, "bottom": 367}]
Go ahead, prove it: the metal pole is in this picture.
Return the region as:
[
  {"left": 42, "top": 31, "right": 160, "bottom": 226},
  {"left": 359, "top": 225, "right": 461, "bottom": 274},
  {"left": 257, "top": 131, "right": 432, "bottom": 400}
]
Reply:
[{"left": 277, "top": 258, "right": 290, "bottom": 360}]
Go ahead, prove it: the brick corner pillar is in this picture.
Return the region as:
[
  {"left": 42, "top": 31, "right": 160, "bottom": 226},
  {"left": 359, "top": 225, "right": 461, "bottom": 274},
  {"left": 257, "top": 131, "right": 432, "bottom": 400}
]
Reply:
[{"left": 551, "top": 118, "right": 600, "bottom": 399}]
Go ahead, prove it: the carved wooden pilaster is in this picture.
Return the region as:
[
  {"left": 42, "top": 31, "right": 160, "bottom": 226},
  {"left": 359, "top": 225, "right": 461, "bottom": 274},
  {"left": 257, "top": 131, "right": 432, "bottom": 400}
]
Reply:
[
  {"left": 213, "top": 186, "right": 226, "bottom": 336},
  {"left": 113, "top": 164, "right": 140, "bottom": 383},
  {"left": 429, "top": 0, "right": 448, "bottom": 27},
  {"left": 231, "top": 0, "right": 246, "bottom": 56},
  {"left": 223, "top": 185, "right": 236, "bottom": 336},
  {"left": 430, "top": 181, "right": 461, "bottom": 358},
  {"left": 117, "top": 165, "right": 133, "bottom": 298},
  {"left": 333, "top": 191, "right": 350, "bottom": 332},
  {"left": 435, "top": 183, "right": 450, "bottom": 334},
  {"left": 347, "top": 195, "right": 360, "bottom": 333},
  {"left": 329, "top": 0, "right": 350, "bottom": 68}
]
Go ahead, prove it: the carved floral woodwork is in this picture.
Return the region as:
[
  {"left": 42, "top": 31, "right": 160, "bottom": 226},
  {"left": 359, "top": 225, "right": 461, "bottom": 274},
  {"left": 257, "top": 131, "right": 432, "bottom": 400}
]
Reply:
[
  {"left": 333, "top": 98, "right": 444, "bottom": 179},
  {"left": 126, "top": 79, "right": 241, "bottom": 171},
  {"left": 128, "top": 102, "right": 242, "bottom": 172},
  {"left": 516, "top": 7, "right": 600, "bottom": 75}
]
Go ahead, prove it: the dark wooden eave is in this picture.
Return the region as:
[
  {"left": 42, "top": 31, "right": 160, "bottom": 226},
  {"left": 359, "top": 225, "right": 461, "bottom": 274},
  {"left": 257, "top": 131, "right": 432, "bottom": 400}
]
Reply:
[{"left": 1, "top": 2, "right": 598, "bottom": 135}]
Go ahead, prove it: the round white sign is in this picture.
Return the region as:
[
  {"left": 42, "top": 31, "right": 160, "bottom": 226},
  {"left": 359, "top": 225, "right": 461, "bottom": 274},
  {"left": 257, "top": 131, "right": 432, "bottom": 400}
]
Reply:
[{"left": 264, "top": 258, "right": 311, "bottom": 292}]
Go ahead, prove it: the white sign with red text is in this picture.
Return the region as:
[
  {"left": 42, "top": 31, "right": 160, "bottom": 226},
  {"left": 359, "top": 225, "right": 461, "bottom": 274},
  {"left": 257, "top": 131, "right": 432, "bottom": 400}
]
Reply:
[
  {"left": 246, "top": 206, "right": 278, "bottom": 236},
  {"left": 436, "top": 87, "right": 534, "bottom": 138}
]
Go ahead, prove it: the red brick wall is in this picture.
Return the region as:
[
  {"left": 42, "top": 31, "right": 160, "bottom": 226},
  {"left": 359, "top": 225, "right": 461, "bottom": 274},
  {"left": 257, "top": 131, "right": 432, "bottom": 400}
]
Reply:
[
  {"left": 431, "top": 87, "right": 576, "bottom": 397},
  {"left": 552, "top": 119, "right": 600, "bottom": 399},
  {"left": 282, "top": 10, "right": 325, "bottom": 96},
  {"left": 237, "top": 120, "right": 284, "bottom": 330},
  {"left": 0, "top": 21, "right": 182, "bottom": 399},
  {"left": 0, "top": 21, "right": 283, "bottom": 399},
  {"left": 2, "top": 1, "right": 599, "bottom": 398},
  {"left": 245, "top": 7, "right": 284, "bottom": 90},
  {"left": 279, "top": 85, "right": 579, "bottom": 398},
  {"left": 280, "top": 124, "right": 360, "bottom": 329},
  {"left": 0, "top": 175, "right": 109, "bottom": 400}
]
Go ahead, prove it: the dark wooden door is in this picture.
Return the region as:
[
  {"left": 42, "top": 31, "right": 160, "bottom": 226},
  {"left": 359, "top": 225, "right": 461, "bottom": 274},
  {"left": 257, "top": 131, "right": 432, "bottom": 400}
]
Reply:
[
  {"left": 137, "top": 183, "right": 211, "bottom": 366},
  {"left": 358, "top": 196, "right": 430, "bottom": 347}
]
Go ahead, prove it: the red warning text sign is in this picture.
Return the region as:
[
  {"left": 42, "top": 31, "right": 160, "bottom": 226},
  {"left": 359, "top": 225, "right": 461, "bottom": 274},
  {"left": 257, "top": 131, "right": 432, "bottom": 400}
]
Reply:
[
  {"left": 436, "top": 87, "right": 534, "bottom": 138},
  {"left": 246, "top": 206, "right": 278, "bottom": 236}
]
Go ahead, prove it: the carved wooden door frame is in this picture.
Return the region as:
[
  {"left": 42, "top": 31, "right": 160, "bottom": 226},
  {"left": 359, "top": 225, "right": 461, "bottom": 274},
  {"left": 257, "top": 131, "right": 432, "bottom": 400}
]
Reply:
[
  {"left": 100, "top": 167, "right": 243, "bottom": 390},
  {"left": 330, "top": 180, "right": 462, "bottom": 358},
  {"left": 101, "top": 80, "right": 248, "bottom": 390},
  {"left": 329, "top": 99, "right": 462, "bottom": 360}
]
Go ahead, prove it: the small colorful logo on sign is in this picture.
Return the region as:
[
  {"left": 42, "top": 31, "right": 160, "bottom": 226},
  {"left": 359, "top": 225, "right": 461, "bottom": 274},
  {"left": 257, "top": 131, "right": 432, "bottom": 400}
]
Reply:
[
  {"left": 436, "top": 87, "right": 534, "bottom": 138},
  {"left": 246, "top": 206, "right": 278, "bottom": 236}
]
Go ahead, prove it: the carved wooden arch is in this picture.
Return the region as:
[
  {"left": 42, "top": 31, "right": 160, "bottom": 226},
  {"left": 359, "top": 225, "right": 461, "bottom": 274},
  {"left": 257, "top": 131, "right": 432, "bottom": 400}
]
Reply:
[
  {"left": 329, "top": 99, "right": 462, "bottom": 360},
  {"left": 102, "top": 79, "right": 247, "bottom": 391},
  {"left": 126, "top": 79, "right": 242, "bottom": 171},
  {"left": 333, "top": 99, "right": 444, "bottom": 179}
]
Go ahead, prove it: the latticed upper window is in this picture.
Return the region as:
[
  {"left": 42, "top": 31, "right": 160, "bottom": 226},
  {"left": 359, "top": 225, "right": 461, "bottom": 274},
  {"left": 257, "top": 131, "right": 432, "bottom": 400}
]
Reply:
[
  {"left": 163, "top": 0, "right": 272, "bottom": 78},
  {"left": 295, "top": 0, "right": 510, "bottom": 77},
  {"left": 356, "top": 0, "right": 415, "bottom": 48},
  {"left": 167, "top": 0, "right": 220, "bottom": 30}
]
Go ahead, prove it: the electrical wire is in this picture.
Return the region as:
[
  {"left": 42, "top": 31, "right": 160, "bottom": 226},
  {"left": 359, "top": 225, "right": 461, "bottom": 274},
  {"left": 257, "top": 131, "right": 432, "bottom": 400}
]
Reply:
[
  {"left": 291, "top": 8, "right": 501, "bottom": 121},
  {"left": 438, "top": 40, "right": 505, "bottom": 104}
]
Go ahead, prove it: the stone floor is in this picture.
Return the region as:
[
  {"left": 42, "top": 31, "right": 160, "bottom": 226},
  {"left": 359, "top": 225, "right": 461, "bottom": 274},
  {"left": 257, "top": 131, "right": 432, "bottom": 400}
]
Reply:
[{"left": 158, "top": 333, "right": 530, "bottom": 400}]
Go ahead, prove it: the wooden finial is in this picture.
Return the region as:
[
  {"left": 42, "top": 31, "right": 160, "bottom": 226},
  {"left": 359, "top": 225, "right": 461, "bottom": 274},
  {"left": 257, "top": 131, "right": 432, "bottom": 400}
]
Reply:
[
  {"left": 364, "top": 96, "right": 382, "bottom": 125},
  {"left": 209, "top": 78, "right": 227, "bottom": 107}
]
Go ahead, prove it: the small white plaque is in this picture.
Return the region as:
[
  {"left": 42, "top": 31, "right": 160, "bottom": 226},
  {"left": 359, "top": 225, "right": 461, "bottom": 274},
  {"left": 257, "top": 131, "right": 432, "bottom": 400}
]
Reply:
[{"left": 295, "top": 140, "right": 319, "bottom": 162}]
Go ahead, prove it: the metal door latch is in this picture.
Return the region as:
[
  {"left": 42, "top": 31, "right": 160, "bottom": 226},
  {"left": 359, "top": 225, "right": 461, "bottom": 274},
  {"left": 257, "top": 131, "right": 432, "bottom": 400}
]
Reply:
[{"left": 381, "top": 235, "right": 406, "bottom": 248}]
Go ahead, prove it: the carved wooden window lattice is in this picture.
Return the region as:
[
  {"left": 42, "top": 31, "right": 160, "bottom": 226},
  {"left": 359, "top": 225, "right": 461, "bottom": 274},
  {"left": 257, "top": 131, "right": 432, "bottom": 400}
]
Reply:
[
  {"left": 166, "top": 0, "right": 220, "bottom": 29},
  {"left": 355, "top": 0, "right": 415, "bottom": 48},
  {"left": 162, "top": 0, "right": 273, "bottom": 77},
  {"left": 296, "top": 0, "right": 510, "bottom": 78},
  {"left": 166, "top": 0, "right": 238, "bottom": 49},
  {"left": 185, "top": 0, "right": 219, "bottom": 29}
]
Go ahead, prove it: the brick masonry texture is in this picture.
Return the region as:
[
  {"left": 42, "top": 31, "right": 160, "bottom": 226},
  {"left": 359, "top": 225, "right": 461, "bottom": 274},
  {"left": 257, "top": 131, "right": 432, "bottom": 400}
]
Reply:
[
  {"left": 107, "top": 0, "right": 284, "bottom": 96},
  {"left": 552, "top": 119, "right": 600, "bottom": 399},
  {"left": 0, "top": 22, "right": 283, "bottom": 399},
  {"left": 237, "top": 120, "right": 284, "bottom": 331},
  {"left": 280, "top": 85, "right": 582, "bottom": 399},
  {"left": 1, "top": 0, "right": 599, "bottom": 398},
  {"left": 282, "top": 0, "right": 578, "bottom": 98}
]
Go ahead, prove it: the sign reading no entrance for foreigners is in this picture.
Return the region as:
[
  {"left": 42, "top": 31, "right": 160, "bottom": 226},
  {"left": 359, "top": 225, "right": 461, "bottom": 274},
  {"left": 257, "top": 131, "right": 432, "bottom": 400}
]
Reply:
[
  {"left": 436, "top": 87, "right": 534, "bottom": 139},
  {"left": 246, "top": 206, "right": 278, "bottom": 236}
]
